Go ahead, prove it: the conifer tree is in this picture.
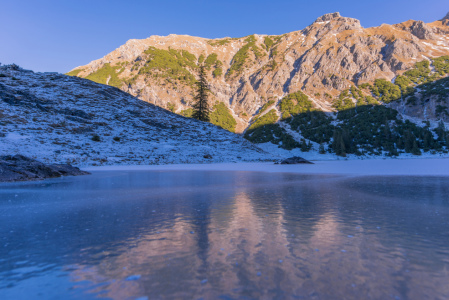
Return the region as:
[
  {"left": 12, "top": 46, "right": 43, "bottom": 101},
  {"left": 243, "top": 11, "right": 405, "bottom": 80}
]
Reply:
[
  {"left": 192, "top": 65, "right": 210, "bottom": 122},
  {"left": 319, "top": 143, "right": 326, "bottom": 154}
]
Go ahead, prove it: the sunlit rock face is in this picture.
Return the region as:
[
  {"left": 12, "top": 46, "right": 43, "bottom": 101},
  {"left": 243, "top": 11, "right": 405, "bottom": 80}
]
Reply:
[{"left": 69, "top": 12, "right": 449, "bottom": 130}]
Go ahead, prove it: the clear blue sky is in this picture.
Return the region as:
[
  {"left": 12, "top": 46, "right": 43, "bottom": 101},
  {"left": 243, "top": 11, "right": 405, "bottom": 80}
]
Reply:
[{"left": 1, "top": 0, "right": 447, "bottom": 73}]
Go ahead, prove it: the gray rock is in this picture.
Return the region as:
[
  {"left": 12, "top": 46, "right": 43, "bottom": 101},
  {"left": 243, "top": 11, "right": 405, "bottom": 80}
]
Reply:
[
  {"left": 315, "top": 12, "right": 341, "bottom": 23},
  {"left": 0, "top": 155, "right": 90, "bottom": 182},
  {"left": 441, "top": 12, "right": 449, "bottom": 26},
  {"left": 278, "top": 156, "right": 314, "bottom": 165},
  {"left": 409, "top": 21, "right": 435, "bottom": 40}
]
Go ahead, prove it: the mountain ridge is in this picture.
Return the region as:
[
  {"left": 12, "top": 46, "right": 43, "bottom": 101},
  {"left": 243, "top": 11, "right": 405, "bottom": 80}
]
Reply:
[
  {"left": 0, "top": 64, "right": 274, "bottom": 166},
  {"left": 65, "top": 11, "right": 449, "bottom": 157},
  {"left": 68, "top": 12, "right": 449, "bottom": 130}
]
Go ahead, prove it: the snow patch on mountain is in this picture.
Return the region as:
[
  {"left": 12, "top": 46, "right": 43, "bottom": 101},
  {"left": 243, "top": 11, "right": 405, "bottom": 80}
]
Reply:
[{"left": 0, "top": 65, "right": 276, "bottom": 167}]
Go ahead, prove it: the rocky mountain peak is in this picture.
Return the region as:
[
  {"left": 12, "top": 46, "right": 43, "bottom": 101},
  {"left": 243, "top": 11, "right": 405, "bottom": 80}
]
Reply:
[
  {"left": 441, "top": 12, "right": 449, "bottom": 25},
  {"left": 68, "top": 11, "right": 449, "bottom": 134},
  {"left": 410, "top": 20, "right": 435, "bottom": 39},
  {"left": 314, "top": 12, "right": 341, "bottom": 23}
]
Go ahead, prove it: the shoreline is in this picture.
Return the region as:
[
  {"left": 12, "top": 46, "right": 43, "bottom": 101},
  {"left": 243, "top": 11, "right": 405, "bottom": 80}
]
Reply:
[{"left": 84, "top": 158, "right": 449, "bottom": 176}]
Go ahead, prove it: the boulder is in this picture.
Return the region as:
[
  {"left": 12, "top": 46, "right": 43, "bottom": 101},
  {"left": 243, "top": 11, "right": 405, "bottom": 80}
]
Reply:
[
  {"left": 0, "top": 155, "right": 90, "bottom": 182},
  {"left": 278, "top": 156, "right": 314, "bottom": 165}
]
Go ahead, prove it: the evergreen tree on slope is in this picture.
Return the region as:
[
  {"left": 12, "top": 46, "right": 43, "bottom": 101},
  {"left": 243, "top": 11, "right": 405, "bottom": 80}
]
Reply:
[{"left": 192, "top": 65, "right": 210, "bottom": 122}]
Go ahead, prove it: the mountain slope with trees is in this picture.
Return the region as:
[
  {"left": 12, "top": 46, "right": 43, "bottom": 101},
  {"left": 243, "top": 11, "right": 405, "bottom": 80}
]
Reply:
[{"left": 66, "top": 12, "right": 449, "bottom": 157}]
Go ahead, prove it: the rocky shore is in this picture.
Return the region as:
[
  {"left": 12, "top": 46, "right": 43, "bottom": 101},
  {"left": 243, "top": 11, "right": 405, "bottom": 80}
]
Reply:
[{"left": 0, "top": 155, "right": 90, "bottom": 182}]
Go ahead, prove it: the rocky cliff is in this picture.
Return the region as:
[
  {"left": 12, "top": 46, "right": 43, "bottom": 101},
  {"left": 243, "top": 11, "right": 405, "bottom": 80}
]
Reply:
[{"left": 68, "top": 12, "right": 449, "bottom": 134}]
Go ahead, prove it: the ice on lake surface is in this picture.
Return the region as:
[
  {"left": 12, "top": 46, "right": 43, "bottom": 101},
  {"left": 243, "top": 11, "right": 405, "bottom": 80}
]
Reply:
[{"left": 1, "top": 170, "right": 449, "bottom": 299}]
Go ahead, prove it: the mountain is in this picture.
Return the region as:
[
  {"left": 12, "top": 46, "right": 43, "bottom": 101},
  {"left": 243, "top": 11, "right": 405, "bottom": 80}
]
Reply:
[
  {"left": 0, "top": 64, "right": 273, "bottom": 166},
  {"left": 68, "top": 12, "right": 449, "bottom": 132}
]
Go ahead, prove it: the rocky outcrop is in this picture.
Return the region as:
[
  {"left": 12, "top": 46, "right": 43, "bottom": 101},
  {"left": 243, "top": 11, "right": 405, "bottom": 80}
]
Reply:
[
  {"left": 314, "top": 12, "right": 341, "bottom": 23},
  {"left": 441, "top": 12, "right": 449, "bottom": 26},
  {"left": 409, "top": 21, "right": 435, "bottom": 39},
  {"left": 0, "top": 155, "right": 90, "bottom": 182},
  {"left": 278, "top": 157, "right": 314, "bottom": 164}
]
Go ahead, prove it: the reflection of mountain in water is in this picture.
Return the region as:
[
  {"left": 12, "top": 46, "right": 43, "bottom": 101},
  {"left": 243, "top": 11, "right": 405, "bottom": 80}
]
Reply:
[{"left": 0, "top": 172, "right": 449, "bottom": 299}]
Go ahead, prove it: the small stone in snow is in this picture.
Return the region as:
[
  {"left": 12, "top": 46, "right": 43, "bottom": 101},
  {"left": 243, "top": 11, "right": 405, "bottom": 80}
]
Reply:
[
  {"left": 341, "top": 250, "right": 347, "bottom": 253},
  {"left": 201, "top": 279, "right": 208, "bottom": 284},
  {"left": 257, "top": 272, "right": 262, "bottom": 276},
  {"left": 347, "top": 235, "right": 353, "bottom": 238},
  {"left": 126, "top": 275, "right": 141, "bottom": 281}
]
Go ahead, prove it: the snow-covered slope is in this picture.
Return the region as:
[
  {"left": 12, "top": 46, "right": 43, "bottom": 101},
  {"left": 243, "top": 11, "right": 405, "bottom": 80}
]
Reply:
[{"left": 0, "top": 65, "right": 274, "bottom": 167}]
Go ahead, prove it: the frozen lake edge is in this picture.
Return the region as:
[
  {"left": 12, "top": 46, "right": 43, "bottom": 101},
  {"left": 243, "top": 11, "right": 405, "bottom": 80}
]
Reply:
[{"left": 84, "top": 158, "right": 449, "bottom": 177}]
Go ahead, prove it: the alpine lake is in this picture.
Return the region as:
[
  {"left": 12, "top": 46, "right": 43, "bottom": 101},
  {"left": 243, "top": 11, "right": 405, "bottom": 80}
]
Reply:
[{"left": 0, "top": 169, "right": 448, "bottom": 299}]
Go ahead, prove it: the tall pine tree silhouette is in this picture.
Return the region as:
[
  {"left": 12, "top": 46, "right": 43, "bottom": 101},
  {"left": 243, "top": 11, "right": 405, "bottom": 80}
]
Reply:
[{"left": 192, "top": 65, "right": 210, "bottom": 122}]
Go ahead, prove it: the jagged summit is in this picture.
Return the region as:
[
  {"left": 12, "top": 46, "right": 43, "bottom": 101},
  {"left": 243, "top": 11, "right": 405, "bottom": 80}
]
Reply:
[
  {"left": 441, "top": 12, "right": 449, "bottom": 25},
  {"left": 311, "top": 12, "right": 361, "bottom": 31},
  {"left": 314, "top": 12, "right": 341, "bottom": 23}
]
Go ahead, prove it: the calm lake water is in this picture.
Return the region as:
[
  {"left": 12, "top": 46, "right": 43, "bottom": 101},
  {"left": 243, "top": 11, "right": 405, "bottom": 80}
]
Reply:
[{"left": 0, "top": 170, "right": 449, "bottom": 300}]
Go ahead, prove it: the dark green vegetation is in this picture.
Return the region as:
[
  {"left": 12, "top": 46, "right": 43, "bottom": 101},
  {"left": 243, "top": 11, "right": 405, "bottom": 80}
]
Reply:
[
  {"left": 84, "top": 64, "right": 125, "bottom": 88},
  {"left": 204, "top": 53, "right": 223, "bottom": 78},
  {"left": 255, "top": 100, "right": 276, "bottom": 118},
  {"left": 208, "top": 39, "right": 231, "bottom": 47},
  {"left": 181, "top": 102, "right": 237, "bottom": 133},
  {"left": 243, "top": 90, "right": 449, "bottom": 156},
  {"left": 138, "top": 47, "right": 198, "bottom": 87},
  {"left": 264, "top": 36, "right": 274, "bottom": 50},
  {"left": 244, "top": 109, "right": 300, "bottom": 150},
  {"left": 279, "top": 91, "right": 314, "bottom": 119},
  {"left": 368, "top": 56, "right": 449, "bottom": 107},
  {"left": 180, "top": 108, "right": 194, "bottom": 118},
  {"left": 371, "top": 79, "right": 401, "bottom": 103},
  {"left": 66, "top": 69, "right": 84, "bottom": 77},
  {"left": 167, "top": 102, "right": 176, "bottom": 113},
  {"left": 210, "top": 102, "right": 237, "bottom": 132},
  {"left": 333, "top": 86, "right": 379, "bottom": 111},
  {"left": 330, "top": 56, "right": 449, "bottom": 112},
  {"left": 192, "top": 65, "right": 210, "bottom": 122},
  {"left": 227, "top": 35, "right": 265, "bottom": 78},
  {"left": 329, "top": 105, "right": 448, "bottom": 157}
]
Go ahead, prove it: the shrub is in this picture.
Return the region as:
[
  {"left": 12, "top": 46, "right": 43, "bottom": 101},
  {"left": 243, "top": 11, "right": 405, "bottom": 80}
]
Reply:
[
  {"left": 113, "top": 136, "right": 121, "bottom": 142},
  {"left": 227, "top": 35, "right": 264, "bottom": 78},
  {"left": 279, "top": 91, "right": 313, "bottom": 119},
  {"left": 210, "top": 102, "right": 237, "bottom": 132},
  {"left": 371, "top": 79, "right": 401, "bottom": 103},
  {"left": 138, "top": 47, "right": 197, "bottom": 87},
  {"left": 264, "top": 36, "right": 274, "bottom": 50},
  {"left": 85, "top": 63, "right": 124, "bottom": 88},
  {"left": 65, "top": 69, "right": 84, "bottom": 77},
  {"left": 92, "top": 134, "right": 101, "bottom": 142}
]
